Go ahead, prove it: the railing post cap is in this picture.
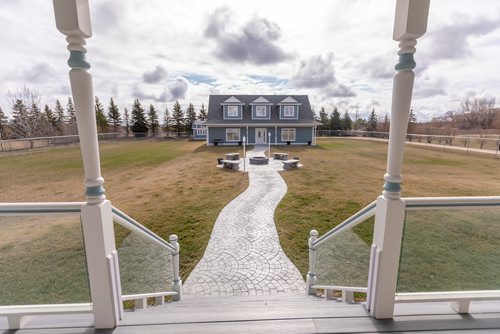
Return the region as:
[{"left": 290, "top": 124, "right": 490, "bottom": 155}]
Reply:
[
  {"left": 53, "top": 0, "right": 92, "bottom": 37},
  {"left": 169, "top": 234, "right": 178, "bottom": 242},
  {"left": 310, "top": 230, "right": 318, "bottom": 237},
  {"left": 393, "top": 0, "right": 430, "bottom": 41}
]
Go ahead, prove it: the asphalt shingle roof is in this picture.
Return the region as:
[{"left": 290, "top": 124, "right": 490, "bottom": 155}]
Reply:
[{"left": 206, "top": 95, "right": 318, "bottom": 125}]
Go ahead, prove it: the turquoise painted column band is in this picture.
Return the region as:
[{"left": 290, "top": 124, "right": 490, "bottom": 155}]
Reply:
[
  {"left": 85, "top": 185, "right": 105, "bottom": 197},
  {"left": 395, "top": 53, "right": 415, "bottom": 71},
  {"left": 68, "top": 50, "right": 91, "bottom": 70},
  {"left": 383, "top": 181, "right": 401, "bottom": 192}
]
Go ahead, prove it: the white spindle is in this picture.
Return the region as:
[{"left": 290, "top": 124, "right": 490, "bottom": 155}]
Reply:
[
  {"left": 306, "top": 230, "right": 318, "bottom": 295},
  {"left": 53, "top": 0, "right": 121, "bottom": 328},
  {"left": 368, "top": 0, "right": 430, "bottom": 319}
]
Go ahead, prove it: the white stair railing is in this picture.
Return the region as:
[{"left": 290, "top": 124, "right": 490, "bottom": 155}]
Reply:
[
  {"left": 307, "top": 201, "right": 377, "bottom": 301},
  {"left": 112, "top": 207, "right": 182, "bottom": 305}
]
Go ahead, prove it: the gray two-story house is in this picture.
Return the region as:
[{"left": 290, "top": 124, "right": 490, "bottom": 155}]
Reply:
[{"left": 205, "top": 95, "right": 320, "bottom": 146}]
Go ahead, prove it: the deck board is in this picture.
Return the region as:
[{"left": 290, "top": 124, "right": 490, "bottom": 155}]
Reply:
[{"left": 1, "top": 295, "right": 499, "bottom": 333}]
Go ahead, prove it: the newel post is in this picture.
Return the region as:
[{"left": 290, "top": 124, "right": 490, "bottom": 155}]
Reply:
[
  {"left": 53, "top": 0, "right": 122, "bottom": 328},
  {"left": 367, "top": 0, "right": 430, "bottom": 319},
  {"left": 170, "top": 234, "right": 183, "bottom": 301},
  {"left": 306, "top": 230, "right": 318, "bottom": 295}
]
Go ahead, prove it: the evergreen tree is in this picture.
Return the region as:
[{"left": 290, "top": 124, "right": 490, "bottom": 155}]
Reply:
[
  {"left": 382, "top": 114, "right": 390, "bottom": 132},
  {"left": 367, "top": 108, "right": 378, "bottom": 131},
  {"left": 44, "top": 105, "right": 57, "bottom": 134},
  {"left": 131, "top": 99, "right": 148, "bottom": 133},
  {"left": 123, "top": 108, "right": 130, "bottom": 137},
  {"left": 107, "top": 98, "right": 121, "bottom": 133},
  {"left": 198, "top": 103, "right": 208, "bottom": 120},
  {"left": 29, "top": 101, "right": 44, "bottom": 137},
  {"left": 328, "top": 107, "right": 342, "bottom": 130},
  {"left": 162, "top": 107, "right": 171, "bottom": 135},
  {"left": 10, "top": 99, "right": 31, "bottom": 138},
  {"left": 148, "top": 104, "right": 160, "bottom": 136},
  {"left": 172, "top": 101, "right": 184, "bottom": 136},
  {"left": 185, "top": 103, "right": 197, "bottom": 133},
  {"left": 407, "top": 108, "right": 417, "bottom": 133},
  {"left": 66, "top": 97, "right": 76, "bottom": 123},
  {"left": 95, "top": 97, "right": 109, "bottom": 132},
  {"left": 341, "top": 111, "right": 352, "bottom": 130},
  {"left": 318, "top": 106, "right": 329, "bottom": 130},
  {"left": 0, "top": 107, "right": 9, "bottom": 140},
  {"left": 54, "top": 99, "right": 65, "bottom": 128}
]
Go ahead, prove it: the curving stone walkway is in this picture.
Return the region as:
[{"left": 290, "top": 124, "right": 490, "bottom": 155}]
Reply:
[{"left": 183, "top": 146, "right": 305, "bottom": 297}]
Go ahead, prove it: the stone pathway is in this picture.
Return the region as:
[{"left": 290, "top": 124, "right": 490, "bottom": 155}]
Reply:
[{"left": 183, "top": 145, "right": 305, "bottom": 297}]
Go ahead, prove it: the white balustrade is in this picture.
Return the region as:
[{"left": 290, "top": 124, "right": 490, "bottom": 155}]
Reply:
[{"left": 306, "top": 230, "right": 318, "bottom": 295}]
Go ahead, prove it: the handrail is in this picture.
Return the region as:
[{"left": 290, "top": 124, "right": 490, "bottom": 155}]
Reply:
[
  {"left": 0, "top": 202, "right": 84, "bottom": 216},
  {"left": 112, "top": 206, "right": 177, "bottom": 254},
  {"left": 404, "top": 196, "right": 500, "bottom": 210},
  {"left": 313, "top": 200, "right": 377, "bottom": 248}
]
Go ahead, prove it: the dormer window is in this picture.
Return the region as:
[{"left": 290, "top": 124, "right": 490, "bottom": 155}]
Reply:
[
  {"left": 255, "top": 106, "right": 266, "bottom": 117},
  {"left": 227, "top": 106, "right": 238, "bottom": 117},
  {"left": 283, "top": 106, "right": 294, "bottom": 117}
]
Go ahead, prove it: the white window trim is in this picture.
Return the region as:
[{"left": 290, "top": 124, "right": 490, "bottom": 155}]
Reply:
[
  {"left": 281, "top": 128, "right": 296, "bottom": 142},
  {"left": 256, "top": 106, "right": 266, "bottom": 117},
  {"left": 252, "top": 105, "right": 271, "bottom": 120},
  {"left": 196, "top": 128, "right": 207, "bottom": 136},
  {"left": 227, "top": 105, "right": 239, "bottom": 117},
  {"left": 280, "top": 105, "right": 299, "bottom": 119},
  {"left": 226, "top": 128, "right": 241, "bottom": 142}
]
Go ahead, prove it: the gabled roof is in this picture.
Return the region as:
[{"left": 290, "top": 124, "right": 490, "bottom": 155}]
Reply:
[
  {"left": 251, "top": 96, "right": 272, "bottom": 104},
  {"left": 278, "top": 96, "right": 300, "bottom": 104},
  {"left": 223, "top": 96, "right": 242, "bottom": 103}
]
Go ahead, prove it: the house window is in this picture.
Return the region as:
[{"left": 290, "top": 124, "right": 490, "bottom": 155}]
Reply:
[
  {"left": 255, "top": 106, "right": 266, "bottom": 117},
  {"left": 227, "top": 106, "right": 238, "bottom": 117},
  {"left": 226, "top": 128, "right": 240, "bottom": 141},
  {"left": 281, "top": 128, "right": 296, "bottom": 142},
  {"left": 196, "top": 127, "right": 207, "bottom": 135},
  {"left": 283, "top": 105, "right": 295, "bottom": 117}
]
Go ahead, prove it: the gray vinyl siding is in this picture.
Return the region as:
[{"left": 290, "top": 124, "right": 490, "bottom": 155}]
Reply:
[
  {"left": 277, "top": 127, "right": 312, "bottom": 144},
  {"left": 208, "top": 127, "right": 247, "bottom": 144},
  {"left": 223, "top": 105, "right": 243, "bottom": 120}
]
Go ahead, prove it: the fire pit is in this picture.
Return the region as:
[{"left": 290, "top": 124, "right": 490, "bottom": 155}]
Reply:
[{"left": 249, "top": 156, "right": 269, "bottom": 165}]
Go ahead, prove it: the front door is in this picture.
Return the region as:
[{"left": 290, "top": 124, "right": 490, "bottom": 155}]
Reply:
[{"left": 255, "top": 128, "right": 267, "bottom": 144}]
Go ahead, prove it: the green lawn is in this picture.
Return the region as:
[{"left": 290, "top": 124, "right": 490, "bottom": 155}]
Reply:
[
  {"left": 275, "top": 138, "right": 500, "bottom": 285},
  {"left": 1, "top": 138, "right": 499, "bottom": 305}
]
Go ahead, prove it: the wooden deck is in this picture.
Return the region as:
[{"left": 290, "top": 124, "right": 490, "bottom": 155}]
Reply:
[{"left": 1, "top": 295, "right": 499, "bottom": 333}]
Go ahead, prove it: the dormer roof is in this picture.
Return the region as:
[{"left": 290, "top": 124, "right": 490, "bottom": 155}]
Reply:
[
  {"left": 250, "top": 96, "right": 272, "bottom": 104},
  {"left": 221, "top": 96, "right": 244, "bottom": 105},
  {"left": 278, "top": 96, "right": 301, "bottom": 105}
]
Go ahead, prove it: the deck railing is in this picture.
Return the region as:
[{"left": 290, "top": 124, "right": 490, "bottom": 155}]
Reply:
[
  {"left": 307, "top": 201, "right": 376, "bottom": 302},
  {"left": 308, "top": 196, "right": 500, "bottom": 312},
  {"left": 112, "top": 206, "right": 182, "bottom": 306},
  {"left": 0, "top": 202, "right": 181, "bottom": 329}
]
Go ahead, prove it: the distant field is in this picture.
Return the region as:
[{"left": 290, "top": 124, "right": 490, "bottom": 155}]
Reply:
[{"left": 1, "top": 138, "right": 499, "bottom": 304}]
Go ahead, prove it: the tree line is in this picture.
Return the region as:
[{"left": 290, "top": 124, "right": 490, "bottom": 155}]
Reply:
[
  {"left": 0, "top": 87, "right": 209, "bottom": 140},
  {"left": 314, "top": 106, "right": 416, "bottom": 133}
]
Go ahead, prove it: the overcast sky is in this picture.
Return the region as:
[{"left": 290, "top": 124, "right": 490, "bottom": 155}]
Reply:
[{"left": 1, "top": 0, "right": 499, "bottom": 121}]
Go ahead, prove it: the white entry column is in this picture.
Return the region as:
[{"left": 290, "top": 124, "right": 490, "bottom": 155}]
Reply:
[
  {"left": 53, "top": 0, "right": 122, "bottom": 328},
  {"left": 367, "top": 0, "right": 430, "bottom": 319}
]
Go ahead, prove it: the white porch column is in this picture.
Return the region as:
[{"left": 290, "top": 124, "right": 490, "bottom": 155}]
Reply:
[
  {"left": 53, "top": 0, "right": 122, "bottom": 328},
  {"left": 367, "top": 0, "right": 429, "bottom": 319}
]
